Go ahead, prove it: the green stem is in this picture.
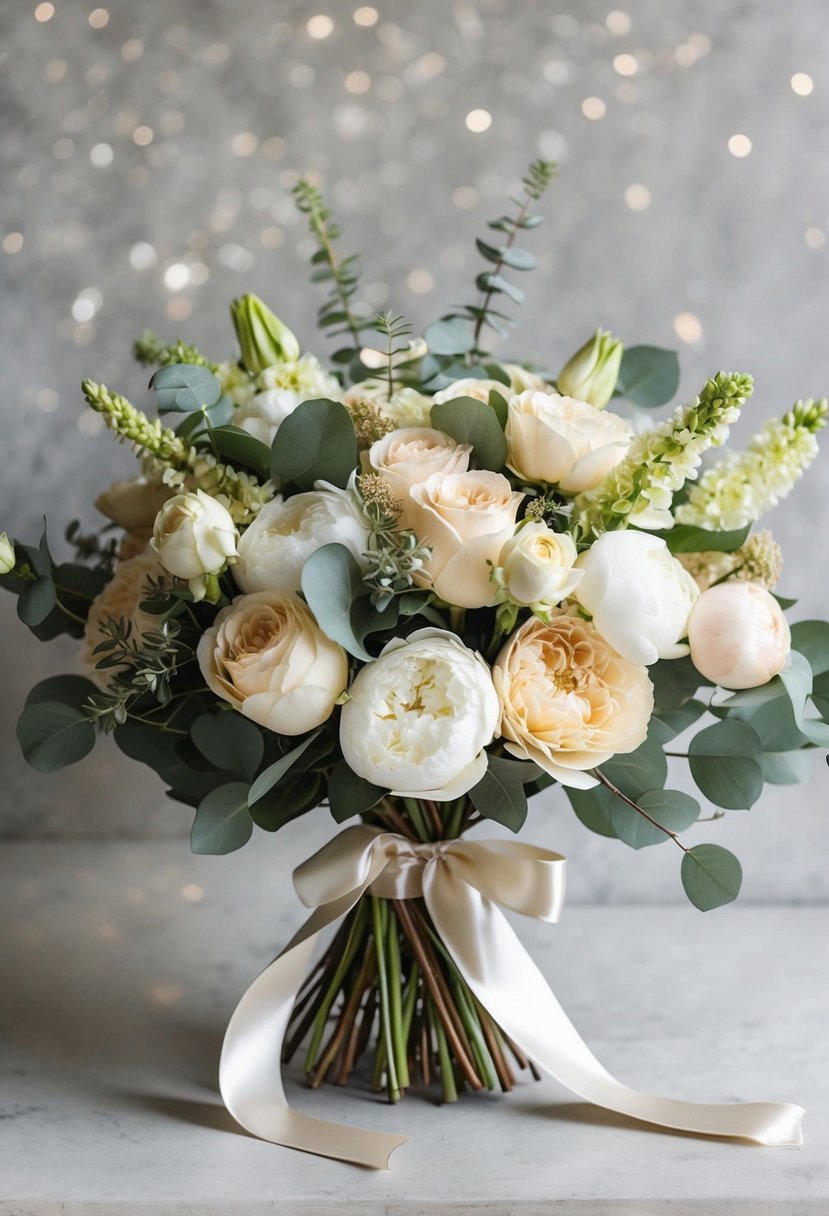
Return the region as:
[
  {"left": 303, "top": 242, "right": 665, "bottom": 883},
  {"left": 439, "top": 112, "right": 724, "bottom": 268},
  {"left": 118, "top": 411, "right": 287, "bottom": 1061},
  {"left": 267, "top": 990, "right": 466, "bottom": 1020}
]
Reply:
[
  {"left": 430, "top": 996, "right": 458, "bottom": 1102},
  {"left": 304, "top": 902, "right": 367, "bottom": 1073},
  {"left": 371, "top": 897, "right": 400, "bottom": 1101},
  {"left": 445, "top": 797, "right": 468, "bottom": 841},
  {"left": 386, "top": 907, "right": 409, "bottom": 1090},
  {"left": 403, "top": 798, "right": 431, "bottom": 843}
]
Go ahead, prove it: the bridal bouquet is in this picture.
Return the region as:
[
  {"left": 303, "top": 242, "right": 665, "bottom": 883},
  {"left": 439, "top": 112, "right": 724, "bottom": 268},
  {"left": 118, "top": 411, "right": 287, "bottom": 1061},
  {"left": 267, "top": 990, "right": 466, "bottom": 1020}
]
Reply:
[{"left": 3, "top": 161, "right": 821, "bottom": 1162}]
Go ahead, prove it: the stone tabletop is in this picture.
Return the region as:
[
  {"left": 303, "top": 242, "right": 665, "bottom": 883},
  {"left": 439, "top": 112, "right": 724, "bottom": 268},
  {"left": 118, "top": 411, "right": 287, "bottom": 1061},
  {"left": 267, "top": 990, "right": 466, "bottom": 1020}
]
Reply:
[{"left": 1, "top": 841, "right": 827, "bottom": 1215}]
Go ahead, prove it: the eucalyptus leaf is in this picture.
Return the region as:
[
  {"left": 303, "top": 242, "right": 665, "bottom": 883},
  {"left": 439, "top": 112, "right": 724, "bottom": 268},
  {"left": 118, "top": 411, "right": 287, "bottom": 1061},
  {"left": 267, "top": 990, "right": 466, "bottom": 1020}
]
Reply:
[
  {"left": 477, "top": 272, "right": 525, "bottom": 305},
  {"left": 209, "top": 426, "right": 272, "bottom": 478},
  {"left": 17, "top": 701, "right": 96, "bottom": 772},
  {"left": 650, "top": 656, "right": 710, "bottom": 711},
  {"left": 790, "top": 621, "right": 829, "bottom": 676},
  {"left": 249, "top": 771, "right": 323, "bottom": 831},
  {"left": 600, "top": 731, "right": 667, "bottom": 800},
  {"left": 150, "top": 363, "right": 222, "bottom": 414},
  {"left": 301, "top": 543, "right": 372, "bottom": 661},
  {"left": 247, "top": 730, "right": 322, "bottom": 806},
  {"left": 650, "top": 699, "right": 708, "bottom": 743},
  {"left": 25, "top": 674, "right": 98, "bottom": 712},
  {"left": 609, "top": 788, "right": 700, "bottom": 850},
  {"left": 567, "top": 784, "right": 618, "bottom": 839},
  {"left": 17, "top": 577, "right": 56, "bottom": 628},
  {"left": 763, "top": 750, "right": 813, "bottom": 785},
  {"left": 468, "top": 754, "right": 530, "bottom": 832},
  {"left": 328, "top": 760, "right": 387, "bottom": 823},
  {"left": 680, "top": 843, "right": 743, "bottom": 911},
  {"left": 430, "top": 396, "right": 507, "bottom": 471},
  {"left": 423, "top": 317, "right": 475, "bottom": 357},
  {"left": 190, "top": 783, "right": 253, "bottom": 855},
  {"left": 190, "top": 712, "right": 264, "bottom": 781},
  {"left": 500, "top": 247, "right": 536, "bottom": 271},
  {"left": 688, "top": 720, "right": 764, "bottom": 809},
  {"left": 270, "top": 399, "right": 358, "bottom": 490},
  {"left": 615, "top": 345, "right": 679, "bottom": 408}
]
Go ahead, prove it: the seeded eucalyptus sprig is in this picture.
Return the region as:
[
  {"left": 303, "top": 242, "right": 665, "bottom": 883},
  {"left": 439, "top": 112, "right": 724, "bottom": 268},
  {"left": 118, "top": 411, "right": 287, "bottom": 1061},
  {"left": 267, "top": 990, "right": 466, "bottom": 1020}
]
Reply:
[
  {"left": 293, "top": 178, "right": 368, "bottom": 361},
  {"left": 85, "top": 614, "right": 188, "bottom": 731}
]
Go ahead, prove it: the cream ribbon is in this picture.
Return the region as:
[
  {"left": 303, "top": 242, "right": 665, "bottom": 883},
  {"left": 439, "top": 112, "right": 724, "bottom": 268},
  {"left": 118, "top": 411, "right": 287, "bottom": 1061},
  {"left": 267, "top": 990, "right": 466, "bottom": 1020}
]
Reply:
[{"left": 219, "top": 826, "right": 804, "bottom": 1167}]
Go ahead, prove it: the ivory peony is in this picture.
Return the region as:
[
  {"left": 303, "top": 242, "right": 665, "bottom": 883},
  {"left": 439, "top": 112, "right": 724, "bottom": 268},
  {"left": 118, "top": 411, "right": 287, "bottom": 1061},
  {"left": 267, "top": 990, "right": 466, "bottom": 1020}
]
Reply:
[
  {"left": 506, "top": 390, "right": 632, "bottom": 493},
  {"left": 573, "top": 531, "right": 700, "bottom": 664},
  {"left": 339, "top": 629, "right": 500, "bottom": 800},
  {"left": 198, "top": 591, "right": 348, "bottom": 734},
  {"left": 409, "top": 470, "right": 524, "bottom": 608},
  {"left": 493, "top": 613, "right": 654, "bottom": 788},
  {"left": 688, "top": 581, "right": 791, "bottom": 689},
  {"left": 234, "top": 482, "right": 369, "bottom": 594}
]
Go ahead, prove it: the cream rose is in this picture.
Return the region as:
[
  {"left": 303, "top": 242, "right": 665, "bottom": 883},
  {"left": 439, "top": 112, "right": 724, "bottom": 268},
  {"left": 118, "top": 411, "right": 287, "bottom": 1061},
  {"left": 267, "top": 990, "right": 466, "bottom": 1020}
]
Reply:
[
  {"left": 409, "top": 471, "right": 525, "bottom": 609},
  {"left": 364, "top": 427, "right": 472, "bottom": 528},
  {"left": 432, "top": 378, "right": 509, "bottom": 405},
  {"left": 574, "top": 531, "right": 700, "bottom": 665},
  {"left": 198, "top": 591, "right": 348, "bottom": 734},
  {"left": 234, "top": 482, "right": 369, "bottom": 594},
  {"left": 494, "top": 613, "right": 654, "bottom": 788},
  {"left": 497, "top": 523, "right": 582, "bottom": 608},
  {"left": 151, "top": 489, "right": 239, "bottom": 601},
  {"left": 96, "top": 475, "right": 173, "bottom": 558},
  {"left": 506, "top": 390, "right": 632, "bottom": 493},
  {"left": 688, "top": 582, "right": 791, "bottom": 690},
  {"left": 339, "top": 629, "right": 500, "bottom": 799},
  {"left": 84, "top": 549, "right": 165, "bottom": 688}
]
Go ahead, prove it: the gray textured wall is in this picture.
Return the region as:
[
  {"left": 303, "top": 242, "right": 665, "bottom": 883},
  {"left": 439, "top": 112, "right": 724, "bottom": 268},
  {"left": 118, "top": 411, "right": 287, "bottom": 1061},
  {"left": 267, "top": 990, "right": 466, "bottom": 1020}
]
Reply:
[{"left": 2, "top": 0, "right": 828, "bottom": 900}]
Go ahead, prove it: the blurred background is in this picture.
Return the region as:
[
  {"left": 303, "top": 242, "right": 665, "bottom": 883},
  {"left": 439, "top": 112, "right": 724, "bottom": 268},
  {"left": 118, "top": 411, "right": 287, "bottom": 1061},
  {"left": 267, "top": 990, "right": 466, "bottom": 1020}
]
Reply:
[{"left": 1, "top": 0, "right": 827, "bottom": 900}]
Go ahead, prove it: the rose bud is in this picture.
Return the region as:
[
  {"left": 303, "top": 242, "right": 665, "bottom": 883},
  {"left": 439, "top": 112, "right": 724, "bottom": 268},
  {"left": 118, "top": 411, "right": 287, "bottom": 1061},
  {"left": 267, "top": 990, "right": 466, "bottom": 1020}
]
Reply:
[{"left": 151, "top": 489, "right": 239, "bottom": 602}]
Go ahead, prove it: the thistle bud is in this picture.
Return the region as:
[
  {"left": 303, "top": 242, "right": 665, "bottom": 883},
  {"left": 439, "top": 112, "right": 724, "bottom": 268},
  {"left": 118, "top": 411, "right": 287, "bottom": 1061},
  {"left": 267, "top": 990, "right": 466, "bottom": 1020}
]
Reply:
[
  {"left": 0, "top": 532, "right": 14, "bottom": 575},
  {"left": 230, "top": 293, "right": 300, "bottom": 374},
  {"left": 557, "top": 329, "right": 623, "bottom": 410}
]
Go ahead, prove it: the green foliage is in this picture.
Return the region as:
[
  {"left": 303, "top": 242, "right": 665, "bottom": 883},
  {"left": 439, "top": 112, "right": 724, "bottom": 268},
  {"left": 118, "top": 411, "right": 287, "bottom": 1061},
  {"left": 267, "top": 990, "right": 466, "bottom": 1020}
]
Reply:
[
  {"left": 646, "top": 523, "right": 752, "bottom": 554},
  {"left": 17, "top": 701, "right": 96, "bottom": 772},
  {"left": 681, "top": 843, "right": 743, "bottom": 911},
  {"left": 790, "top": 620, "right": 829, "bottom": 675},
  {"left": 270, "top": 399, "right": 358, "bottom": 490},
  {"left": 150, "top": 363, "right": 224, "bottom": 415},
  {"left": 600, "top": 730, "right": 667, "bottom": 799},
  {"left": 650, "top": 655, "right": 711, "bottom": 711},
  {"left": 468, "top": 754, "right": 540, "bottom": 832},
  {"left": 134, "top": 331, "right": 216, "bottom": 370},
  {"left": 209, "top": 426, "right": 272, "bottom": 479},
  {"left": 293, "top": 178, "right": 367, "bottom": 358},
  {"left": 614, "top": 345, "right": 680, "bottom": 408},
  {"left": 430, "top": 396, "right": 507, "bottom": 471},
  {"left": 190, "top": 712, "right": 264, "bottom": 782},
  {"left": 688, "top": 720, "right": 764, "bottom": 809},
  {"left": 247, "top": 731, "right": 322, "bottom": 807},
  {"left": 301, "top": 543, "right": 373, "bottom": 661},
  {"left": 609, "top": 789, "right": 700, "bottom": 850},
  {"left": 250, "top": 771, "right": 324, "bottom": 831},
  {"left": 566, "top": 784, "right": 618, "bottom": 838},
  {"left": 328, "top": 760, "right": 387, "bottom": 823},
  {"left": 428, "top": 159, "right": 556, "bottom": 363},
  {"left": 191, "top": 783, "right": 253, "bottom": 855}
]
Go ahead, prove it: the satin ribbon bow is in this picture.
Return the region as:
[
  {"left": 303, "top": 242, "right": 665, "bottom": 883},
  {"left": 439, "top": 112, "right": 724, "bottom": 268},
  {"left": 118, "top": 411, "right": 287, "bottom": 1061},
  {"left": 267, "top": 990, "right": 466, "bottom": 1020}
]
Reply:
[{"left": 219, "top": 826, "right": 804, "bottom": 1168}]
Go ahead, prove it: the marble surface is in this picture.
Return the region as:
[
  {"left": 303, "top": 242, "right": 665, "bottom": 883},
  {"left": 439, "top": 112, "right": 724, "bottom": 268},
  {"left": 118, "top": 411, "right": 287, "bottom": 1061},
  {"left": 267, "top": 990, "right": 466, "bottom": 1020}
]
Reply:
[
  {"left": 2, "top": 0, "right": 829, "bottom": 850},
  {"left": 1, "top": 841, "right": 827, "bottom": 1214}
]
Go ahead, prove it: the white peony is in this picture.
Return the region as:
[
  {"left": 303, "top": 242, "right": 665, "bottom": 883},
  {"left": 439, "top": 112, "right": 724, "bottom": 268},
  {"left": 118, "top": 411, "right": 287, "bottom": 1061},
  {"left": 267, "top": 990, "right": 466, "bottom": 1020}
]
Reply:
[
  {"left": 151, "top": 489, "right": 239, "bottom": 601},
  {"left": 573, "top": 531, "right": 700, "bottom": 665},
  {"left": 234, "top": 481, "right": 369, "bottom": 594},
  {"left": 234, "top": 354, "right": 342, "bottom": 446},
  {"left": 340, "top": 629, "right": 500, "bottom": 800}
]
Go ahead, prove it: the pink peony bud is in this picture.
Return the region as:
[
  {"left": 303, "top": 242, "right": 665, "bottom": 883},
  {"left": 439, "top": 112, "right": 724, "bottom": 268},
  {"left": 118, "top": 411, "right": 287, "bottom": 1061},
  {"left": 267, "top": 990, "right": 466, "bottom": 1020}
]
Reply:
[{"left": 688, "top": 581, "right": 791, "bottom": 690}]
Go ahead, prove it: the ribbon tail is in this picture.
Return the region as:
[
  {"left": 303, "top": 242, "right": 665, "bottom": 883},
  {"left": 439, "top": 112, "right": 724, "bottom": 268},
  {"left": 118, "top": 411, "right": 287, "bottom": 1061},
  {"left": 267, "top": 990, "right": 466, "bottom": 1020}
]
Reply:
[
  {"left": 219, "top": 903, "right": 407, "bottom": 1169},
  {"left": 425, "top": 875, "right": 804, "bottom": 1148}
]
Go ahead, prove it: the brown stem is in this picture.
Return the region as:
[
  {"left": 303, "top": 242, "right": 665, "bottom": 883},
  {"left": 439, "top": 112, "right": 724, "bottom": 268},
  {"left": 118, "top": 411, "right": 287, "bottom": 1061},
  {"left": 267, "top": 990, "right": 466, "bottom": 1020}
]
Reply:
[
  {"left": 310, "top": 946, "right": 374, "bottom": 1088},
  {"left": 336, "top": 957, "right": 376, "bottom": 1086},
  {"left": 424, "top": 799, "right": 443, "bottom": 839},
  {"left": 395, "top": 900, "right": 483, "bottom": 1091},
  {"left": 592, "top": 768, "right": 690, "bottom": 854},
  {"left": 477, "top": 1002, "right": 514, "bottom": 1092}
]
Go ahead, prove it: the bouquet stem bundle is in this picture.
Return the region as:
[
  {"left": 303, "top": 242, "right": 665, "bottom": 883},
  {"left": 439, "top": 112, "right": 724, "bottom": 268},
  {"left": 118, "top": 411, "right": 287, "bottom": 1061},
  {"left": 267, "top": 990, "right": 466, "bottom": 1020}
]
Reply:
[{"left": 284, "top": 824, "right": 537, "bottom": 1103}]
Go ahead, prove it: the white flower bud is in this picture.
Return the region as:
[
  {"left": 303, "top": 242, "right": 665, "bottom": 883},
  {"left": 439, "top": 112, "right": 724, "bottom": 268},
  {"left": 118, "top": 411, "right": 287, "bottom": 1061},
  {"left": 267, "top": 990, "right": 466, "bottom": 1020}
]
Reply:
[{"left": 151, "top": 489, "right": 238, "bottom": 601}]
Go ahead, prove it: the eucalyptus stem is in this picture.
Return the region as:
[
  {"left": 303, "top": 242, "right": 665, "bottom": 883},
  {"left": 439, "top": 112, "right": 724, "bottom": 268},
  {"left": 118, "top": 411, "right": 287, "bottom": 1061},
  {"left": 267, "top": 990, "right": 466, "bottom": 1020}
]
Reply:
[{"left": 592, "top": 768, "right": 690, "bottom": 854}]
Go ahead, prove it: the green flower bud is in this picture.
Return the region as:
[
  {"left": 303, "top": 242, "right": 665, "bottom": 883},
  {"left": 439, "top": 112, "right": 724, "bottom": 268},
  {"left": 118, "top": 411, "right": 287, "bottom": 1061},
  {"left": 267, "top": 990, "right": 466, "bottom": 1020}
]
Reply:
[
  {"left": 557, "top": 329, "right": 623, "bottom": 410},
  {"left": 231, "top": 293, "right": 300, "bottom": 374},
  {"left": 0, "top": 532, "right": 14, "bottom": 575}
]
